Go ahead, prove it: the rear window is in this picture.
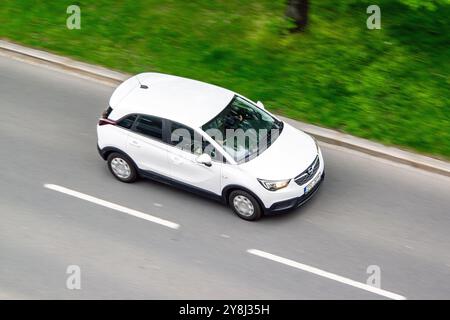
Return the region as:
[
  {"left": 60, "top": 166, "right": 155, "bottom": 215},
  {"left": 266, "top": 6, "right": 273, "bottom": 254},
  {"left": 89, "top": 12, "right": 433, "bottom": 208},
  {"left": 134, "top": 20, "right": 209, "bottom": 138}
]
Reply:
[{"left": 134, "top": 115, "right": 163, "bottom": 140}]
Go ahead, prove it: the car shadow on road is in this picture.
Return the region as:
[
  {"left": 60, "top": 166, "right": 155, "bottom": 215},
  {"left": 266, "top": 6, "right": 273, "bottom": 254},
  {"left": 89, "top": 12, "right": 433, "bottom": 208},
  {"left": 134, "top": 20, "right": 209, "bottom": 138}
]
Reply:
[
  {"left": 260, "top": 187, "right": 326, "bottom": 224},
  {"left": 128, "top": 172, "right": 327, "bottom": 224},
  {"left": 135, "top": 177, "right": 233, "bottom": 215}
]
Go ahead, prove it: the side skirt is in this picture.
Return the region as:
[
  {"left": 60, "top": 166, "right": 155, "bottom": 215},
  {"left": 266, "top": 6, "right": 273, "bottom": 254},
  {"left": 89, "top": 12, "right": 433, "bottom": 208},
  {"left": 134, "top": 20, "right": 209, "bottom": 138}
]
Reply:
[{"left": 138, "top": 169, "right": 224, "bottom": 203}]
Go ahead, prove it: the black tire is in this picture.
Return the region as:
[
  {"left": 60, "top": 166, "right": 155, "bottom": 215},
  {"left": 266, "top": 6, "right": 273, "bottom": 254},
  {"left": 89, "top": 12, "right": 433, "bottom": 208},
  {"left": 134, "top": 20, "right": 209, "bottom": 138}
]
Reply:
[
  {"left": 229, "top": 190, "right": 262, "bottom": 221},
  {"left": 107, "top": 152, "right": 138, "bottom": 183}
]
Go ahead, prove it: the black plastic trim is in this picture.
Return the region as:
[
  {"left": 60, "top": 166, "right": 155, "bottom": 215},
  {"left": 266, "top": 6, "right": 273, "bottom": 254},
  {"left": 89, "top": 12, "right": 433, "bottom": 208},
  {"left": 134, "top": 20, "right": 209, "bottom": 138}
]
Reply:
[
  {"left": 97, "top": 146, "right": 136, "bottom": 165},
  {"left": 138, "top": 168, "right": 223, "bottom": 202},
  {"left": 267, "top": 171, "right": 325, "bottom": 214},
  {"left": 221, "top": 184, "right": 266, "bottom": 211}
]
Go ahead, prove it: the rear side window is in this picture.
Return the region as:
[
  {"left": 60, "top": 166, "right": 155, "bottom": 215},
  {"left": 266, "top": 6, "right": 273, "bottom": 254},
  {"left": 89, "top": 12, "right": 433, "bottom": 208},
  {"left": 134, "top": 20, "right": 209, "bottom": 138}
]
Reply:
[
  {"left": 134, "top": 115, "right": 163, "bottom": 140},
  {"left": 117, "top": 114, "right": 137, "bottom": 129}
]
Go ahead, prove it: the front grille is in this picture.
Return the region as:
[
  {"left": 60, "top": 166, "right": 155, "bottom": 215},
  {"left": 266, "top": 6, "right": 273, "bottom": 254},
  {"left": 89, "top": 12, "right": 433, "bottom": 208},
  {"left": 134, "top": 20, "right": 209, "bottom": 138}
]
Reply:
[{"left": 294, "top": 155, "right": 320, "bottom": 186}]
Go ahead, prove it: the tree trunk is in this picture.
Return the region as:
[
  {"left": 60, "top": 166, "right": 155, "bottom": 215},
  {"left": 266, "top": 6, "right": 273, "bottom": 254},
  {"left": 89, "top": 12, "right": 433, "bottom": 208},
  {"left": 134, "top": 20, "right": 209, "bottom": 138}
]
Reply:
[{"left": 286, "top": 0, "right": 309, "bottom": 31}]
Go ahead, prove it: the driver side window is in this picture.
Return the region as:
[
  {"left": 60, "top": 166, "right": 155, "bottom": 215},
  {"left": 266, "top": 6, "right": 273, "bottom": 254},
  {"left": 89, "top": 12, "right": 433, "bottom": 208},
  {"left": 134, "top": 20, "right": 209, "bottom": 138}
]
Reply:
[
  {"left": 168, "top": 120, "right": 225, "bottom": 162},
  {"left": 202, "top": 140, "right": 226, "bottom": 163},
  {"left": 169, "top": 121, "right": 199, "bottom": 154}
]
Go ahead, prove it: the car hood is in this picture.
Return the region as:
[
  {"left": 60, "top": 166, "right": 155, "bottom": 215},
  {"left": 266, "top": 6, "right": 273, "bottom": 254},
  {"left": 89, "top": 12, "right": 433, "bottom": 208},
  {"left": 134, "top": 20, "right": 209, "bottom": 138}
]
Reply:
[{"left": 239, "top": 123, "right": 318, "bottom": 180}]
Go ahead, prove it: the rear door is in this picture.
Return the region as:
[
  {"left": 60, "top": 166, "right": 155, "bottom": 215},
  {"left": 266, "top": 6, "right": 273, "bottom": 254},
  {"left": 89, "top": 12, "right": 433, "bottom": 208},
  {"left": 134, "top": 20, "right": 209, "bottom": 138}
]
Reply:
[{"left": 126, "top": 115, "right": 170, "bottom": 177}]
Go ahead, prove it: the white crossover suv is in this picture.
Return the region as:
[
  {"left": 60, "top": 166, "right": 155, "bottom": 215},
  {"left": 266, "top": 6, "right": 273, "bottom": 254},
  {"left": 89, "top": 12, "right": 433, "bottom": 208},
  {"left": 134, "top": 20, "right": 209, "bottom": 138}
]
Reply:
[{"left": 97, "top": 73, "right": 325, "bottom": 220}]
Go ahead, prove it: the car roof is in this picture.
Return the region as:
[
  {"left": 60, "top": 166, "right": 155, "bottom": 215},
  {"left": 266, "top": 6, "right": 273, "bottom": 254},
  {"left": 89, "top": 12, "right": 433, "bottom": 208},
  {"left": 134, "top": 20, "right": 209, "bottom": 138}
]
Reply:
[{"left": 108, "top": 72, "right": 235, "bottom": 128}]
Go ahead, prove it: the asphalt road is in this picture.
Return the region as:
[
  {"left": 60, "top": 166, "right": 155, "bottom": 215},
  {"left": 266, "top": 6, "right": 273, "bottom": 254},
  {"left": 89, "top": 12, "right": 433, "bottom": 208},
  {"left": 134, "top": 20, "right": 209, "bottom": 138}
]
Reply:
[{"left": 1, "top": 53, "right": 450, "bottom": 299}]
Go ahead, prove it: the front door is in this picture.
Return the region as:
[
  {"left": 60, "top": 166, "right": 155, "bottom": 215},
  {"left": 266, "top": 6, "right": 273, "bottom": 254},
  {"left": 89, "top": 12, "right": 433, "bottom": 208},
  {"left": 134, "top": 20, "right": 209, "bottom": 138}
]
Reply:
[{"left": 166, "top": 121, "right": 222, "bottom": 195}]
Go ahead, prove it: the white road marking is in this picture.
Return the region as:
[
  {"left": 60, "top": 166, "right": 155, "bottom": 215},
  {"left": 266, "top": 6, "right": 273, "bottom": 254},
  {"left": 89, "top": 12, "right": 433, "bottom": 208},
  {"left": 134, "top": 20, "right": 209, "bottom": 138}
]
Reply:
[
  {"left": 247, "top": 249, "right": 406, "bottom": 300},
  {"left": 44, "top": 184, "right": 179, "bottom": 229},
  {"left": 153, "top": 203, "right": 163, "bottom": 207}
]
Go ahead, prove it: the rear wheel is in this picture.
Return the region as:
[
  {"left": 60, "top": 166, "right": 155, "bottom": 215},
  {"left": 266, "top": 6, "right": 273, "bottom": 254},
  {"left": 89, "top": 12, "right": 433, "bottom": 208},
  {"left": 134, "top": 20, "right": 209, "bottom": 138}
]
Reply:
[
  {"left": 107, "top": 152, "right": 137, "bottom": 183},
  {"left": 229, "top": 190, "right": 262, "bottom": 221}
]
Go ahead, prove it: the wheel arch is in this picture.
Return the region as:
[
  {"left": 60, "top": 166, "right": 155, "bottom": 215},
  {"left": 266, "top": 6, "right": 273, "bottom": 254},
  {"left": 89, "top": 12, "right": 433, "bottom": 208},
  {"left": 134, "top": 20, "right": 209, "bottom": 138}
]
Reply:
[
  {"left": 100, "top": 146, "right": 127, "bottom": 160},
  {"left": 221, "top": 184, "right": 266, "bottom": 212},
  {"left": 100, "top": 147, "right": 139, "bottom": 170}
]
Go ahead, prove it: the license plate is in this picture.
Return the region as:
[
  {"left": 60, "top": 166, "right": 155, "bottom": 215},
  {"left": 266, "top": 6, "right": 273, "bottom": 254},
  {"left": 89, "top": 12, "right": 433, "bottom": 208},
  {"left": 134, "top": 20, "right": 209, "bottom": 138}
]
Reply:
[{"left": 304, "top": 173, "right": 321, "bottom": 194}]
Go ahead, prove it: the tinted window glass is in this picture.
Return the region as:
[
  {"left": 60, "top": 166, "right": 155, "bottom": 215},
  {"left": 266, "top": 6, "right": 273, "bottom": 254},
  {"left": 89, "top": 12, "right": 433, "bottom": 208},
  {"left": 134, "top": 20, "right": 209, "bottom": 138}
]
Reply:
[
  {"left": 169, "top": 122, "right": 198, "bottom": 153},
  {"left": 202, "top": 141, "right": 222, "bottom": 162},
  {"left": 117, "top": 114, "right": 137, "bottom": 129},
  {"left": 134, "top": 115, "right": 163, "bottom": 140},
  {"left": 169, "top": 121, "right": 223, "bottom": 161},
  {"left": 202, "top": 96, "right": 283, "bottom": 163}
]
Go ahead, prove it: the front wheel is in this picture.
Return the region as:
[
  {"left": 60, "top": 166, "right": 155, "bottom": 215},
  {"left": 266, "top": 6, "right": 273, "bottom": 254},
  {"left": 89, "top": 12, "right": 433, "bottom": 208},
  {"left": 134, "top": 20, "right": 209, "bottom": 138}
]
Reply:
[
  {"left": 107, "top": 152, "right": 138, "bottom": 183},
  {"left": 229, "top": 190, "right": 262, "bottom": 221}
]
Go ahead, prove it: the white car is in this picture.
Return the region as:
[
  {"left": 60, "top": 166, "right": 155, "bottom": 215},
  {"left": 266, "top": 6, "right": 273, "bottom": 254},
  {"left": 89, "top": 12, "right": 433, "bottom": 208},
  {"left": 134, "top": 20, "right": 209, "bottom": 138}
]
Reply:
[{"left": 97, "top": 73, "right": 324, "bottom": 220}]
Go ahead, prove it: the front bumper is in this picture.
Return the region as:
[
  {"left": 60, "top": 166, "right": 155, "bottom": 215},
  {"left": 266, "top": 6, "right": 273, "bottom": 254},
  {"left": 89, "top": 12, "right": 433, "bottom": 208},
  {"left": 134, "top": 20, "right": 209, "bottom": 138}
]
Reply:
[{"left": 265, "top": 171, "right": 325, "bottom": 214}]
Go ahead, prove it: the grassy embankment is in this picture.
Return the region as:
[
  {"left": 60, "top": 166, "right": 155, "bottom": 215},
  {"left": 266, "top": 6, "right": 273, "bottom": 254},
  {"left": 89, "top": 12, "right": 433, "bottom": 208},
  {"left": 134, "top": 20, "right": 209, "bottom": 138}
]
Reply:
[{"left": 0, "top": 1, "right": 449, "bottom": 158}]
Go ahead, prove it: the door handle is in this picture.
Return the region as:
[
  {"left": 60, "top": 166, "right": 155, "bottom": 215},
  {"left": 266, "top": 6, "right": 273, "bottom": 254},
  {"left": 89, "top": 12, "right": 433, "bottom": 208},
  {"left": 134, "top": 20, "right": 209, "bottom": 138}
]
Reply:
[
  {"left": 129, "top": 140, "right": 141, "bottom": 148},
  {"left": 170, "top": 155, "right": 184, "bottom": 165}
]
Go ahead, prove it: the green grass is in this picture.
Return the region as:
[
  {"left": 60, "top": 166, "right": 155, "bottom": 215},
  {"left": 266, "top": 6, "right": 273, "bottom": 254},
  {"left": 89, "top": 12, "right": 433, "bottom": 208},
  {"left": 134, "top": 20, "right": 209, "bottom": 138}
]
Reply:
[{"left": 1, "top": 0, "right": 449, "bottom": 158}]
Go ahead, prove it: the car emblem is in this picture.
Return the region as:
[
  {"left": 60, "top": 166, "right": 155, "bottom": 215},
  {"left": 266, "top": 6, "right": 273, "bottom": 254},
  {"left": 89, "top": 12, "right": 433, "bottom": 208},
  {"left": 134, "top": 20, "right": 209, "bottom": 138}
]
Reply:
[{"left": 307, "top": 166, "right": 314, "bottom": 175}]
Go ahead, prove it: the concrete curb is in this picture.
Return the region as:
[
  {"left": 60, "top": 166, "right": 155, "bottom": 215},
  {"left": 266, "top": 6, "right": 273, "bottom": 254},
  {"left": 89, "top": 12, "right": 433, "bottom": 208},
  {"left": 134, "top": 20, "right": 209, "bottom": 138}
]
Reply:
[
  {"left": 280, "top": 117, "right": 450, "bottom": 177},
  {"left": 0, "top": 40, "right": 129, "bottom": 83},
  {"left": 1, "top": 39, "right": 449, "bottom": 177}
]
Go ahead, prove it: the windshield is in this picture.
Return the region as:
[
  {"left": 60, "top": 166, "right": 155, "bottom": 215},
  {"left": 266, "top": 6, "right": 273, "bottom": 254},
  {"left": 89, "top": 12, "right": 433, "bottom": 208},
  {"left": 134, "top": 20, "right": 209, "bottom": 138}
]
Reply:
[{"left": 201, "top": 96, "right": 283, "bottom": 163}]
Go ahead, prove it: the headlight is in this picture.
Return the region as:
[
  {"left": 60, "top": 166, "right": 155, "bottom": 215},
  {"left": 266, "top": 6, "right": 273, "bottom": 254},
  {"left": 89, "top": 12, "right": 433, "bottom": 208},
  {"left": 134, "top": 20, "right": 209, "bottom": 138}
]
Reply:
[{"left": 257, "top": 178, "right": 291, "bottom": 191}]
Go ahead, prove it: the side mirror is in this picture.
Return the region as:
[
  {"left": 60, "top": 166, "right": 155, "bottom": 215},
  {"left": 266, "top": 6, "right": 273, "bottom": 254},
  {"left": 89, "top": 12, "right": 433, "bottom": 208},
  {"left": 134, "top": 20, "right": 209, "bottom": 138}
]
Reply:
[
  {"left": 196, "top": 153, "right": 212, "bottom": 167},
  {"left": 256, "top": 101, "right": 265, "bottom": 109}
]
